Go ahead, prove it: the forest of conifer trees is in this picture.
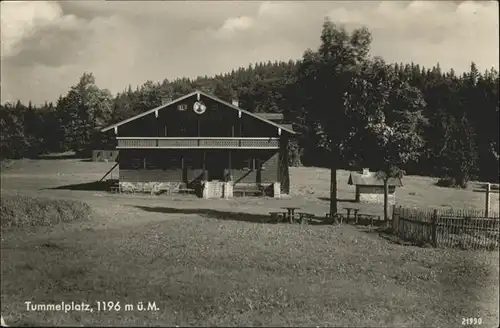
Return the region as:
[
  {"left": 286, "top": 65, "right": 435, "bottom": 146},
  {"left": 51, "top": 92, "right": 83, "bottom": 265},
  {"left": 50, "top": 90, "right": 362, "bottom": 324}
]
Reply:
[{"left": 1, "top": 20, "right": 498, "bottom": 185}]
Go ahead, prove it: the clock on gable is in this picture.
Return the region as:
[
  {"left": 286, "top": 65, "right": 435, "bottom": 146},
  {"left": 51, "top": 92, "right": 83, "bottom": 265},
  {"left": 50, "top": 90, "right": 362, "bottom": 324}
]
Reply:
[{"left": 193, "top": 101, "right": 207, "bottom": 114}]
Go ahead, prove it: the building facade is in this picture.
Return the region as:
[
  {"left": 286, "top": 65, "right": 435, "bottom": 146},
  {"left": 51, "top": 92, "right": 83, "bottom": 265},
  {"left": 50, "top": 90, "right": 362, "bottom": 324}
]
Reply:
[
  {"left": 100, "top": 90, "right": 296, "bottom": 198},
  {"left": 347, "top": 169, "right": 403, "bottom": 205}
]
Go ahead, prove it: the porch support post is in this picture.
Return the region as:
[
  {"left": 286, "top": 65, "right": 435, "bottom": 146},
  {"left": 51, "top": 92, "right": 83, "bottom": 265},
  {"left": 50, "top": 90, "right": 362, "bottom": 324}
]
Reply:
[
  {"left": 228, "top": 150, "right": 232, "bottom": 181},
  {"left": 202, "top": 150, "right": 207, "bottom": 180},
  {"left": 181, "top": 155, "right": 184, "bottom": 183}
]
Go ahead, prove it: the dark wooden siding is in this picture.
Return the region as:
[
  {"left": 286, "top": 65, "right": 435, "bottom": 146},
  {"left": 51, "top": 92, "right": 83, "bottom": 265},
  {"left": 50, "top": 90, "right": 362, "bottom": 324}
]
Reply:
[
  {"left": 117, "top": 97, "right": 280, "bottom": 138},
  {"left": 183, "top": 150, "right": 205, "bottom": 184},
  {"left": 231, "top": 150, "right": 279, "bottom": 185},
  {"left": 119, "top": 148, "right": 282, "bottom": 186},
  {"left": 119, "top": 149, "right": 183, "bottom": 182}
]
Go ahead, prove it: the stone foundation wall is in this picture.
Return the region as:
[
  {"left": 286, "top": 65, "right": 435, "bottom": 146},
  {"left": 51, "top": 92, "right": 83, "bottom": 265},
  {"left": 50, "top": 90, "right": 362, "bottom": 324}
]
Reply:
[
  {"left": 202, "top": 181, "right": 225, "bottom": 199},
  {"left": 223, "top": 182, "right": 233, "bottom": 199},
  {"left": 273, "top": 182, "right": 281, "bottom": 199},
  {"left": 119, "top": 181, "right": 182, "bottom": 194}
]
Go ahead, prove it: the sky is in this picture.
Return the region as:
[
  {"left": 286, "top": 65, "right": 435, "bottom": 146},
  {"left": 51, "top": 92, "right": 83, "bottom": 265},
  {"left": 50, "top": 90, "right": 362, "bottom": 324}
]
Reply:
[{"left": 1, "top": 0, "right": 498, "bottom": 105}]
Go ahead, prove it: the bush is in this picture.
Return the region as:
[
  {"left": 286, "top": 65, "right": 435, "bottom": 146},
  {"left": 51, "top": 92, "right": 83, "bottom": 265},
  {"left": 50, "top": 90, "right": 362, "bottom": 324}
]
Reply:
[
  {"left": 0, "top": 195, "right": 92, "bottom": 229},
  {"left": 0, "top": 159, "right": 13, "bottom": 169},
  {"left": 436, "top": 177, "right": 468, "bottom": 189}
]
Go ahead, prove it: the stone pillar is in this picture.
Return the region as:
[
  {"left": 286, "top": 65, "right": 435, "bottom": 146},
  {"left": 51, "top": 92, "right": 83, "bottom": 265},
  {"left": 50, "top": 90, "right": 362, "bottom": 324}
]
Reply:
[
  {"left": 273, "top": 182, "right": 281, "bottom": 199},
  {"left": 202, "top": 181, "right": 209, "bottom": 199},
  {"left": 223, "top": 182, "right": 233, "bottom": 199}
]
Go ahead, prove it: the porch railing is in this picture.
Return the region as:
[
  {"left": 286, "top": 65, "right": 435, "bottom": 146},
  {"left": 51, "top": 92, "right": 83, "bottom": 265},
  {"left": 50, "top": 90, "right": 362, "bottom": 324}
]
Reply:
[{"left": 117, "top": 137, "right": 280, "bottom": 149}]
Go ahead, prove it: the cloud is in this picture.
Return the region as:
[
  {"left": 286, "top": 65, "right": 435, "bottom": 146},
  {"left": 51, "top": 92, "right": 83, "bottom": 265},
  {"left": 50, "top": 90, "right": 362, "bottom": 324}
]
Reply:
[
  {"left": 0, "top": 1, "right": 64, "bottom": 58},
  {"left": 1, "top": 1, "right": 498, "bottom": 105},
  {"left": 215, "top": 16, "right": 254, "bottom": 39},
  {"left": 326, "top": 1, "right": 499, "bottom": 71}
]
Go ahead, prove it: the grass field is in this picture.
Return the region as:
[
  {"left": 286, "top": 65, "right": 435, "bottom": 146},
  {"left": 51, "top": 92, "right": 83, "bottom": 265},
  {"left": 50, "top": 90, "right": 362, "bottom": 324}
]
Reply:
[{"left": 1, "top": 157, "right": 499, "bottom": 327}]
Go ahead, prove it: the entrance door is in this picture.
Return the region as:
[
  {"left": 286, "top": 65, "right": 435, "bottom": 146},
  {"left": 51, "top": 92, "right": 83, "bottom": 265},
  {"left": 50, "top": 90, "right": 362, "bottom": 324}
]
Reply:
[{"left": 205, "top": 150, "right": 226, "bottom": 181}]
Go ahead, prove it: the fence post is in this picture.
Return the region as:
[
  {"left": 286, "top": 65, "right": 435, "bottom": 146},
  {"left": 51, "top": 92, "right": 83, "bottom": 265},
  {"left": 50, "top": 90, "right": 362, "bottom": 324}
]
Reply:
[
  {"left": 431, "top": 209, "right": 438, "bottom": 247},
  {"left": 391, "top": 204, "right": 398, "bottom": 232},
  {"left": 485, "top": 183, "right": 491, "bottom": 218}
]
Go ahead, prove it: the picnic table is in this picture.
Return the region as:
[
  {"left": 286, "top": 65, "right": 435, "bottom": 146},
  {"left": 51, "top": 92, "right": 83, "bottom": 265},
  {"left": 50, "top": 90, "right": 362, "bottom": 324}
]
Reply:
[
  {"left": 356, "top": 213, "right": 381, "bottom": 226},
  {"left": 281, "top": 206, "right": 301, "bottom": 223},
  {"left": 344, "top": 207, "right": 360, "bottom": 223}
]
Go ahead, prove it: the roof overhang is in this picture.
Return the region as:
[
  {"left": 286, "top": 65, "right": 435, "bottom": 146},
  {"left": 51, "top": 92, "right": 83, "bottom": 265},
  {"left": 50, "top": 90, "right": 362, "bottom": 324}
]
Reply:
[{"left": 101, "top": 90, "right": 297, "bottom": 135}]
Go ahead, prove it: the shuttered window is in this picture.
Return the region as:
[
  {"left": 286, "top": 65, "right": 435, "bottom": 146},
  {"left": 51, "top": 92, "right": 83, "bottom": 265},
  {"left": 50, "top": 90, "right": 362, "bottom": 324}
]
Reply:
[
  {"left": 256, "top": 159, "right": 266, "bottom": 171},
  {"left": 145, "top": 152, "right": 162, "bottom": 169}
]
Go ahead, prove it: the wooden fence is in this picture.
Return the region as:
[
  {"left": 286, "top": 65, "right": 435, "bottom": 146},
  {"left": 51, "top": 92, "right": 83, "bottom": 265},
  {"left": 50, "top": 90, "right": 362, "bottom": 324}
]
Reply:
[{"left": 392, "top": 206, "right": 500, "bottom": 250}]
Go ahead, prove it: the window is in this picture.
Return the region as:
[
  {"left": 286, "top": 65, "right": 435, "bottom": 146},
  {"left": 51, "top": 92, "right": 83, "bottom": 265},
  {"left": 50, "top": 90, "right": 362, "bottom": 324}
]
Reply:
[
  {"left": 129, "top": 157, "right": 143, "bottom": 169},
  {"left": 145, "top": 152, "right": 162, "bottom": 169},
  {"left": 120, "top": 150, "right": 145, "bottom": 169},
  {"left": 241, "top": 158, "right": 267, "bottom": 171},
  {"left": 183, "top": 152, "right": 203, "bottom": 169},
  {"left": 165, "top": 155, "right": 181, "bottom": 169},
  {"left": 242, "top": 158, "right": 253, "bottom": 171},
  {"left": 256, "top": 159, "right": 266, "bottom": 171}
]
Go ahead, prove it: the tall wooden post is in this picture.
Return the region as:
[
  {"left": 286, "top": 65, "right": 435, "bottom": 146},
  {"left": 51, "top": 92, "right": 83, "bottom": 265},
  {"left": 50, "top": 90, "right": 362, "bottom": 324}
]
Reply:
[
  {"left": 392, "top": 205, "right": 400, "bottom": 233},
  {"left": 383, "top": 178, "right": 389, "bottom": 223},
  {"left": 228, "top": 151, "right": 232, "bottom": 181},
  {"left": 329, "top": 158, "right": 337, "bottom": 218},
  {"left": 485, "top": 183, "right": 491, "bottom": 218},
  {"left": 431, "top": 209, "right": 438, "bottom": 247},
  {"left": 202, "top": 151, "right": 207, "bottom": 181}
]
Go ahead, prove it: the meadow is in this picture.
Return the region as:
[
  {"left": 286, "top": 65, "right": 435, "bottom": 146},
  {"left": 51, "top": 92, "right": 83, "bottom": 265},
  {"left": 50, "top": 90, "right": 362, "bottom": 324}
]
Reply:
[{"left": 1, "top": 156, "right": 499, "bottom": 327}]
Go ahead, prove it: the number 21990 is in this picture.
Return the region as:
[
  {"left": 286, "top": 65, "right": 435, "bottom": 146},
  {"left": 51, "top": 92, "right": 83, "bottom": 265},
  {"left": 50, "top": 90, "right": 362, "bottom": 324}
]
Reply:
[{"left": 462, "top": 317, "right": 482, "bottom": 325}]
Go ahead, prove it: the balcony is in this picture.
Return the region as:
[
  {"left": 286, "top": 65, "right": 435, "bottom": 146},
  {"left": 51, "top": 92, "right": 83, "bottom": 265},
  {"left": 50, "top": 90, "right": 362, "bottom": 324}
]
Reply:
[{"left": 117, "top": 137, "right": 280, "bottom": 149}]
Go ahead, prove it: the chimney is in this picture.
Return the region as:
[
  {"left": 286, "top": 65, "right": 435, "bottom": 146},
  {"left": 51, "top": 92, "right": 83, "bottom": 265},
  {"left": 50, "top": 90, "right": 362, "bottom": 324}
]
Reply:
[
  {"left": 161, "top": 97, "right": 172, "bottom": 105},
  {"left": 232, "top": 98, "right": 239, "bottom": 107},
  {"left": 362, "top": 168, "right": 370, "bottom": 176}
]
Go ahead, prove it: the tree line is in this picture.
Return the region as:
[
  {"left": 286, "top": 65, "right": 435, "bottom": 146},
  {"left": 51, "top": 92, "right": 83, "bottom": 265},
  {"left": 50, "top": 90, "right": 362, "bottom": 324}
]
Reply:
[{"left": 1, "top": 19, "right": 498, "bottom": 193}]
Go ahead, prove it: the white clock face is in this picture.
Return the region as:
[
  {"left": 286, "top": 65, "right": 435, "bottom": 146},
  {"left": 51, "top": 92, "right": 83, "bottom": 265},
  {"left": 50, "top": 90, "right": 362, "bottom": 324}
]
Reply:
[{"left": 193, "top": 101, "right": 206, "bottom": 114}]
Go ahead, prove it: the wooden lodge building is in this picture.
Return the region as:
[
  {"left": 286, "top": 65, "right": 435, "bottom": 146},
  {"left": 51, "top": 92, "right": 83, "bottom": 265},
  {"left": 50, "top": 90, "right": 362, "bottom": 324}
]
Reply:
[{"left": 100, "top": 90, "right": 296, "bottom": 198}]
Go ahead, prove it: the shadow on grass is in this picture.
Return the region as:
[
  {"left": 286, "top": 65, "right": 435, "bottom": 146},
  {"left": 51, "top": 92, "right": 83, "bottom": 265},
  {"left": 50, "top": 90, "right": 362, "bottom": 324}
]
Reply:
[
  {"left": 132, "top": 205, "right": 332, "bottom": 225},
  {"left": 33, "top": 153, "right": 85, "bottom": 160},
  {"left": 318, "top": 197, "right": 357, "bottom": 203},
  {"left": 360, "top": 225, "right": 435, "bottom": 248},
  {"left": 47, "top": 180, "right": 113, "bottom": 191}
]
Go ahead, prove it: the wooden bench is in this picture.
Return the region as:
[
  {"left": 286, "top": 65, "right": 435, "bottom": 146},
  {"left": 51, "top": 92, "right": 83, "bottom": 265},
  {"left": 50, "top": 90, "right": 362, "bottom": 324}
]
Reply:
[
  {"left": 178, "top": 188, "right": 195, "bottom": 194},
  {"left": 296, "top": 212, "right": 316, "bottom": 224},
  {"left": 234, "top": 189, "right": 264, "bottom": 197},
  {"left": 269, "top": 211, "right": 287, "bottom": 223},
  {"left": 355, "top": 214, "right": 380, "bottom": 226},
  {"left": 325, "top": 212, "right": 346, "bottom": 224}
]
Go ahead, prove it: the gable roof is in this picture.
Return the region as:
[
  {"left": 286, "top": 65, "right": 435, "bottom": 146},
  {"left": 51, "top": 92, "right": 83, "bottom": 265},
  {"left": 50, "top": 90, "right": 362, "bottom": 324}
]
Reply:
[
  {"left": 101, "top": 90, "right": 296, "bottom": 134},
  {"left": 255, "top": 113, "right": 283, "bottom": 122},
  {"left": 348, "top": 171, "right": 403, "bottom": 187}
]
